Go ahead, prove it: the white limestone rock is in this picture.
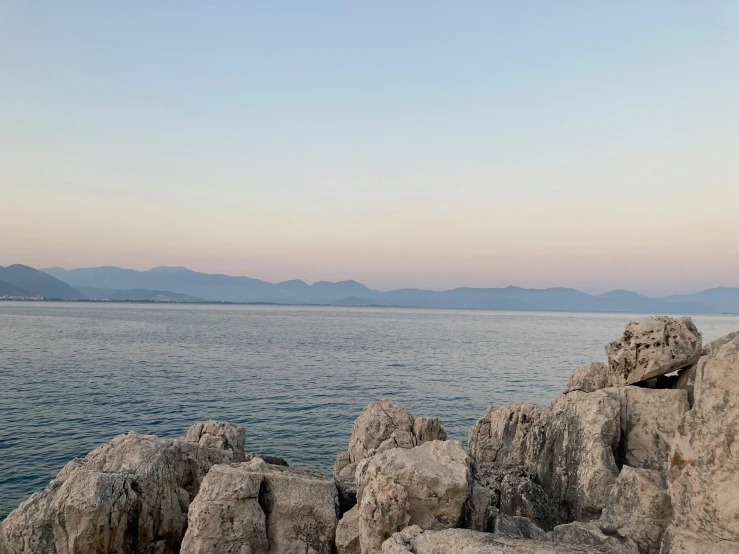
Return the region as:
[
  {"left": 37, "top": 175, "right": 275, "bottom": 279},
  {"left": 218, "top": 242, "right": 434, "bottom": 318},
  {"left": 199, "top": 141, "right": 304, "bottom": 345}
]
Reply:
[
  {"left": 1, "top": 421, "right": 246, "bottom": 554},
  {"left": 615, "top": 387, "right": 689, "bottom": 471},
  {"left": 356, "top": 440, "right": 470, "bottom": 553},
  {"left": 564, "top": 362, "right": 614, "bottom": 394},
  {"left": 181, "top": 458, "right": 339, "bottom": 554},
  {"left": 605, "top": 316, "right": 702, "bottom": 385},
  {"left": 599, "top": 466, "right": 672, "bottom": 554},
  {"left": 662, "top": 332, "right": 739, "bottom": 553},
  {"left": 336, "top": 506, "right": 361, "bottom": 554},
  {"left": 468, "top": 389, "right": 621, "bottom": 522}
]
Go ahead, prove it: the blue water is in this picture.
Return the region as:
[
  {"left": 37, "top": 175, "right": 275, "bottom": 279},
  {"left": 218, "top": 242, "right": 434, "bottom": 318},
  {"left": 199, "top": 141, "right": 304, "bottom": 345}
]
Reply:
[{"left": 1, "top": 302, "right": 736, "bottom": 519}]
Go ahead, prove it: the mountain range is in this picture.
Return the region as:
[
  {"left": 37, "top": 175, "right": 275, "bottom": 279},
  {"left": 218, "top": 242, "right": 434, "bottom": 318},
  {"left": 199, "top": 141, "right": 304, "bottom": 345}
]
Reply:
[{"left": 0, "top": 264, "right": 737, "bottom": 314}]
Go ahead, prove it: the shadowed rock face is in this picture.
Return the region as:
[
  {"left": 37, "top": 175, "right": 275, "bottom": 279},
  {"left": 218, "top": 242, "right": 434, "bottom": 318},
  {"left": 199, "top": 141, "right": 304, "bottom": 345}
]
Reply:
[
  {"left": 662, "top": 332, "right": 739, "bottom": 553},
  {"left": 0, "top": 421, "right": 245, "bottom": 554},
  {"left": 180, "top": 458, "right": 339, "bottom": 554},
  {"left": 468, "top": 390, "right": 621, "bottom": 522},
  {"left": 465, "top": 464, "right": 563, "bottom": 532},
  {"left": 605, "top": 316, "right": 702, "bottom": 385},
  {"left": 380, "top": 526, "right": 605, "bottom": 553}
]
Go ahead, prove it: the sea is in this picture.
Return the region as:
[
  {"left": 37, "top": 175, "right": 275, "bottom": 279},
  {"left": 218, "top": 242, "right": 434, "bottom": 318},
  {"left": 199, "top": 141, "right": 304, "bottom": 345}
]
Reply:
[{"left": 1, "top": 301, "right": 737, "bottom": 519}]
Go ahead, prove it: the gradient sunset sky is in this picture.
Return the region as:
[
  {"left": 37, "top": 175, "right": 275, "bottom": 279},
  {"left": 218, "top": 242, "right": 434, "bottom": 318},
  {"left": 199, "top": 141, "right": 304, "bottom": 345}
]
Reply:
[{"left": 2, "top": 2, "right": 738, "bottom": 295}]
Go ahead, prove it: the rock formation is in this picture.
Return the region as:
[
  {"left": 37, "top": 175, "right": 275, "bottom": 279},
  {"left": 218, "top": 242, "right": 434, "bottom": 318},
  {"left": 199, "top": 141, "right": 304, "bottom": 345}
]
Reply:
[
  {"left": 0, "top": 421, "right": 245, "bottom": 554},
  {"left": 180, "top": 458, "right": 338, "bottom": 554},
  {"left": 662, "top": 332, "right": 739, "bottom": 553},
  {"left": 467, "top": 390, "right": 621, "bottom": 522},
  {"left": 334, "top": 398, "right": 447, "bottom": 479},
  {"left": 354, "top": 440, "right": 470, "bottom": 553}
]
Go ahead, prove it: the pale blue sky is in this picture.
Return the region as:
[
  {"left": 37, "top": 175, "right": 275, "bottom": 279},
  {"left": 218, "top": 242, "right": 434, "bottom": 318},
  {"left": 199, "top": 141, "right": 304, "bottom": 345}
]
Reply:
[{"left": 2, "top": 1, "right": 738, "bottom": 294}]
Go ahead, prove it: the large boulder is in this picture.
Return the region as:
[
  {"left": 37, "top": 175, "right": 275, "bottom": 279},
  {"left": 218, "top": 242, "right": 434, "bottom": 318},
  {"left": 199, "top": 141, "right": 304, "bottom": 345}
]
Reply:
[
  {"left": 380, "top": 526, "right": 605, "bottom": 553},
  {"left": 334, "top": 399, "right": 447, "bottom": 479},
  {"left": 615, "top": 387, "right": 689, "bottom": 471},
  {"left": 662, "top": 332, "right": 739, "bottom": 553},
  {"left": 0, "top": 421, "right": 245, "bottom": 554},
  {"left": 348, "top": 399, "right": 416, "bottom": 464},
  {"left": 468, "top": 389, "right": 621, "bottom": 522},
  {"left": 599, "top": 466, "right": 672, "bottom": 554},
  {"left": 605, "top": 316, "right": 702, "bottom": 385},
  {"left": 181, "top": 458, "right": 339, "bottom": 554},
  {"left": 356, "top": 440, "right": 470, "bottom": 553},
  {"left": 564, "top": 362, "right": 614, "bottom": 394},
  {"left": 179, "top": 462, "right": 269, "bottom": 554}
]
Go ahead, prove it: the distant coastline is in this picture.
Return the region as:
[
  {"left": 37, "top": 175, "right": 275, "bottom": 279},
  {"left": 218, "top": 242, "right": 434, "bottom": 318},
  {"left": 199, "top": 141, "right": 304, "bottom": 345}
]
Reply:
[
  {"left": 1, "top": 263, "right": 738, "bottom": 314},
  {"left": 2, "top": 296, "right": 738, "bottom": 317}
]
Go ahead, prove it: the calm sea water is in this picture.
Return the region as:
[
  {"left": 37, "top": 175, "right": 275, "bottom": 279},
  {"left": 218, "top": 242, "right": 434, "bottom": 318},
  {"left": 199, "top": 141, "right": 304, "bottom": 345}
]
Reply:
[{"left": 1, "top": 302, "right": 737, "bottom": 519}]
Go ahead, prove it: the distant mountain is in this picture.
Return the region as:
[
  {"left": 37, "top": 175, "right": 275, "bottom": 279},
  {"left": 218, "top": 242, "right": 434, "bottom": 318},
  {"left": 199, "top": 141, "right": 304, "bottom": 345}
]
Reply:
[
  {"left": 76, "top": 286, "right": 203, "bottom": 302},
  {"left": 36, "top": 264, "right": 739, "bottom": 313},
  {"left": 0, "top": 280, "right": 34, "bottom": 297},
  {"left": 0, "top": 265, "right": 86, "bottom": 300},
  {"left": 662, "top": 287, "right": 739, "bottom": 314}
]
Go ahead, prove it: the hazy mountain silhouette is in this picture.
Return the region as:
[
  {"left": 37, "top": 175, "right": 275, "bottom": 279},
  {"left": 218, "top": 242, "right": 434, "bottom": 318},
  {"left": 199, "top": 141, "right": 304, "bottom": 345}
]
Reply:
[
  {"left": 0, "top": 280, "right": 33, "bottom": 297},
  {"left": 77, "top": 286, "right": 203, "bottom": 302},
  {"left": 662, "top": 287, "right": 739, "bottom": 314},
  {"left": 38, "top": 265, "right": 739, "bottom": 313},
  {"left": 0, "top": 265, "right": 86, "bottom": 300}
]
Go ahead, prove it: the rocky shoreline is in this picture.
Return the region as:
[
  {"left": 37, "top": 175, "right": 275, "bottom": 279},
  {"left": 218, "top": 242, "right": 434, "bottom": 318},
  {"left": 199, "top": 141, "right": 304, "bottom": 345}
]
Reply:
[{"left": 1, "top": 316, "right": 737, "bottom": 553}]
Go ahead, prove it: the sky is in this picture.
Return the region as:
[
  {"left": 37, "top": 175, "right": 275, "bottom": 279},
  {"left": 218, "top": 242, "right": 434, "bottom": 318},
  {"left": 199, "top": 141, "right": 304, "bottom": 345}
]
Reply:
[{"left": 1, "top": 1, "right": 738, "bottom": 295}]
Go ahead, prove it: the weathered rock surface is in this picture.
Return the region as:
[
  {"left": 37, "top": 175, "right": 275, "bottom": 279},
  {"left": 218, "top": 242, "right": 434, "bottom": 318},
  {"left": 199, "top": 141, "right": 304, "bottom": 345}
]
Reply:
[
  {"left": 662, "top": 332, "right": 739, "bottom": 552},
  {"left": 184, "top": 419, "right": 247, "bottom": 458},
  {"left": 564, "top": 362, "right": 614, "bottom": 394},
  {"left": 702, "top": 331, "right": 739, "bottom": 357},
  {"left": 380, "top": 526, "right": 606, "bottom": 553},
  {"left": 599, "top": 466, "right": 672, "bottom": 554},
  {"left": 336, "top": 506, "right": 361, "bottom": 554},
  {"left": 411, "top": 416, "right": 448, "bottom": 443},
  {"left": 335, "top": 399, "right": 448, "bottom": 479},
  {"left": 356, "top": 440, "right": 470, "bottom": 553},
  {"left": 468, "top": 389, "right": 621, "bottom": 522},
  {"left": 659, "top": 527, "right": 739, "bottom": 554},
  {"left": 551, "top": 522, "right": 639, "bottom": 554},
  {"left": 179, "top": 462, "right": 268, "bottom": 554},
  {"left": 615, "top": 387, "right": 689, "bottom": 471},
  {"left": 335, "top": 451, "right": 356, "bottom": 477},
  {"left": 181, "top": 457, "right": 339, "bottom": 554},
  {"left": 348, "top": 399, "right": 417, "bottom": 464},
  {"left": 1, "top": 421, "right": 245, "bottom": 554},
  {"left": 493, "top": 514, "right": 549, "bottom": 541},
  {"left": 605, "top": 316, "right": 702, "bottom": 385},
  {"left": 466, "top": 463, "right": 562, "bottom": 532}
]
